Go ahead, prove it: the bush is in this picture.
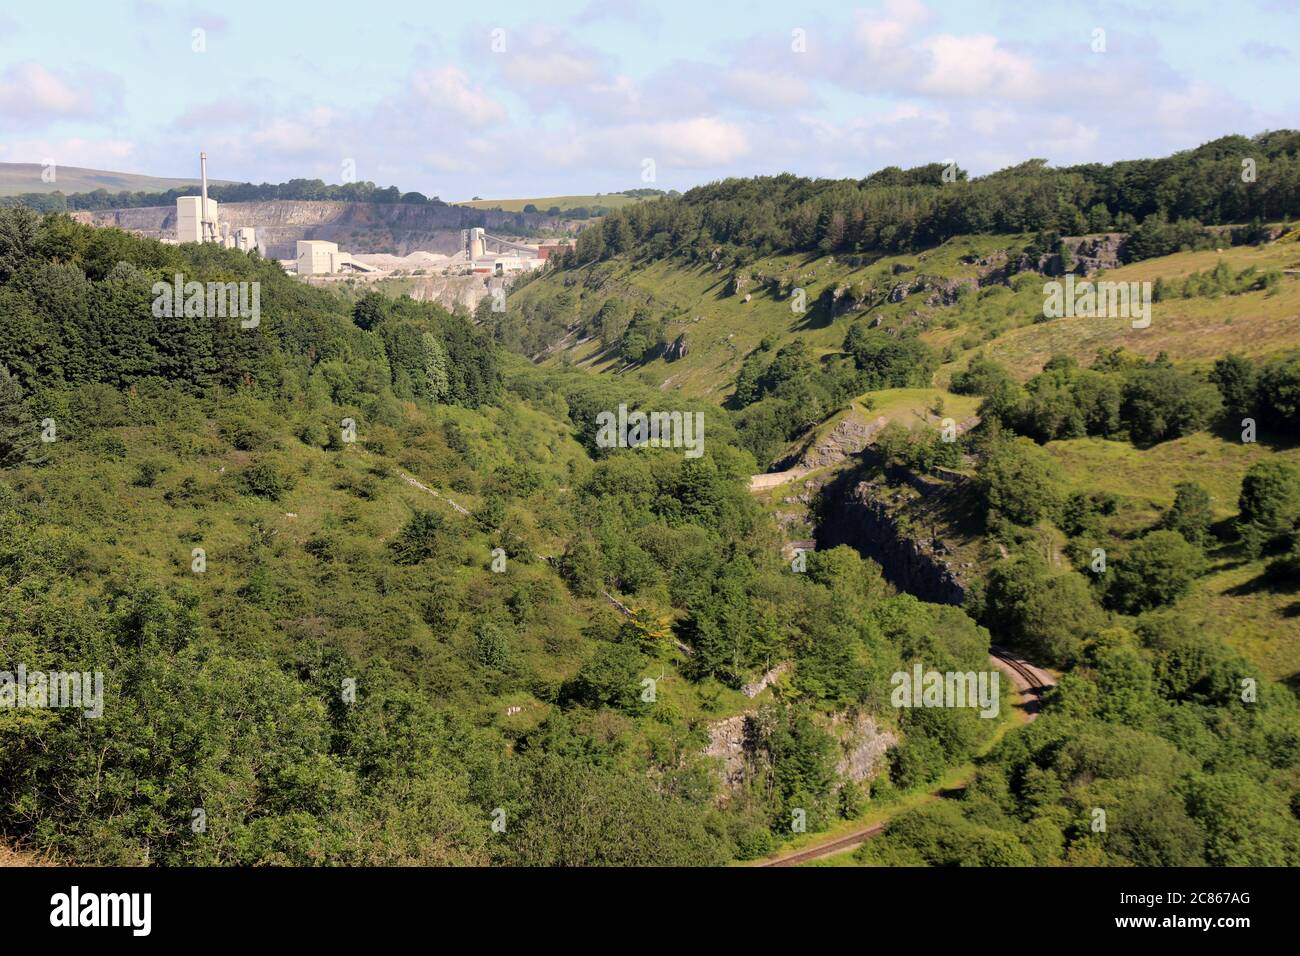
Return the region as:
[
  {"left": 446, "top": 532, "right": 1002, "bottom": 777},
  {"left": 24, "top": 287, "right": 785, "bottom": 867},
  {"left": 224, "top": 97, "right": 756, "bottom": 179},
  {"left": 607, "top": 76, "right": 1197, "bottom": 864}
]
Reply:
[
  {"left": 390, "top": 509, "right": 450, "bottom": 564},
  {"left": 238, "top": 459, "right": 294, "bottom": 500},
  {"left": 1160, "top": 481, "right": 1213, "bottom": 546}
]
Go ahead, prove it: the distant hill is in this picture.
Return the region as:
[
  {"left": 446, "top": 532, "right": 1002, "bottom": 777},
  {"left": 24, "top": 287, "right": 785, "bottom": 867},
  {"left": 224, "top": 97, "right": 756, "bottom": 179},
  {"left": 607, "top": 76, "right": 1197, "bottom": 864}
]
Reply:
[
  {"left": 0, "top": 162, "right": 233, "bottom": 197},
  {"left": 457, "top": 193, "right": 657, "bottom": 214}
]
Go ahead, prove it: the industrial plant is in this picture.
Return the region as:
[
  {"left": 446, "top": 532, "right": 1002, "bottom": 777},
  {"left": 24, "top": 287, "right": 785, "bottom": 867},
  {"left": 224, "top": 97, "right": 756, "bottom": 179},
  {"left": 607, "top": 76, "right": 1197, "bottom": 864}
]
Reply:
[
  {"left": 163, "top": 153, "right": 569, "bottom": 310},
  {"left": 171, "top": 153, "right": 260, "bottom": 253}
]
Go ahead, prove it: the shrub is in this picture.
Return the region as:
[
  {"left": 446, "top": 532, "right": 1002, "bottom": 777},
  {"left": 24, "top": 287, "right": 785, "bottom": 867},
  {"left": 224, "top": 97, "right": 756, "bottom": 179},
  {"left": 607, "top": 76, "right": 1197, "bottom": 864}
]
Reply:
[{"left": 238, "top": 459, "right": 294, "bottom": 500}]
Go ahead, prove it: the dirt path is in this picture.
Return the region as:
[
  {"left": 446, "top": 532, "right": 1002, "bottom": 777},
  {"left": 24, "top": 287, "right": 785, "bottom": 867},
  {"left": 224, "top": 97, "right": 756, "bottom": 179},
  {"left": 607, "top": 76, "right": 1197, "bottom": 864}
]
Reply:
[
  {"left": 398, "top": 471, "right": 471, "bottom": 516},
  {"left": 748, "top": 468, "right": 810, "bottom": 492}
]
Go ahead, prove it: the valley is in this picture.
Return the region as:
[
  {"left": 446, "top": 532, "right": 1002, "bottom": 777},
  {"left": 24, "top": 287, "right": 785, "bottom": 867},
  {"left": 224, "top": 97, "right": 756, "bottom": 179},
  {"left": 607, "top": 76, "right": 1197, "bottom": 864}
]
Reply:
[{"left": 2, "top": 132, "right": 1299, "bottom": 872}]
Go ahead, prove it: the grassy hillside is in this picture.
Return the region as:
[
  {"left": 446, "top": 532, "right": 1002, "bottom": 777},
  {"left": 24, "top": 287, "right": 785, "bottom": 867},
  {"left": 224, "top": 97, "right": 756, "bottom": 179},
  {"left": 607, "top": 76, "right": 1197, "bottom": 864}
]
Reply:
[
  {"left": 499, "top": 211, "right": 1300, "bottom": 690},
  {"left": 0, "top": 162, "right": 231, "bottom": 197},
  {"left": 510, "top": 233, "right": 1300, "bottom": 401}
]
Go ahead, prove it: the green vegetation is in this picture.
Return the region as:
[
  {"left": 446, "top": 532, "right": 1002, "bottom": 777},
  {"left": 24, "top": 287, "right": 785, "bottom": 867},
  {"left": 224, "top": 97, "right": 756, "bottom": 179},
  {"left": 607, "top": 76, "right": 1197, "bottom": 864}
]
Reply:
[
  {"left": 0, "top": 206, "right": 1020, "bottom": 866},
  {"left": 7, "top": 133, "right": 1300, "bottom": 870},
  {"left": 559, "top": 132, "right": 1300, "bottom": 269}
]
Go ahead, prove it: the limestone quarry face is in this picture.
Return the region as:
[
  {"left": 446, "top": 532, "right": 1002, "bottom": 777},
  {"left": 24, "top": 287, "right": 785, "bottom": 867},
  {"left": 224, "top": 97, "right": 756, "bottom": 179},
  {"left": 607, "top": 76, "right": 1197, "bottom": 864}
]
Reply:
[{"left": 74, "top": 200, "right": 554, "bottom": 259}]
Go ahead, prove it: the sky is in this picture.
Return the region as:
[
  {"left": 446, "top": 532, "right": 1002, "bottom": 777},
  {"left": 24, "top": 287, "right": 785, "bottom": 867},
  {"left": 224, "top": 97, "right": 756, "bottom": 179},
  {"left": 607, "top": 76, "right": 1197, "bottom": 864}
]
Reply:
[{"left": 0, "top": 0, "right": 1297, "bottom": 200}]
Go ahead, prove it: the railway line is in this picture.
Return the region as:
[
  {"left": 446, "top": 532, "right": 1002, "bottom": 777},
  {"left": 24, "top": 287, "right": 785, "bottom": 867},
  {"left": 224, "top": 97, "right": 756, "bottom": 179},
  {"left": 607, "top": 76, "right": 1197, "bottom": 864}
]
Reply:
[{"left": 755, "top": 646, "right": 1058, "bottom": 867}]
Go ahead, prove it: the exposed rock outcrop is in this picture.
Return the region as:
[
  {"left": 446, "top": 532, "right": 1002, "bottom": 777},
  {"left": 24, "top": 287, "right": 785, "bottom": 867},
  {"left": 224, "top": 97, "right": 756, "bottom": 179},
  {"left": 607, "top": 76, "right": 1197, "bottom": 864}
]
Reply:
[
  {"left": 817, "top": 476, "right": 968, "bottom": 606},
  {"left": 830, "top": 712, "right": 898, "bottom": 784},
  {"left": 790, "top": 414, "right": 889, "bottom": 470},
  {"left": 742, "top": 662, "right": 791, "bottom": 698},
  {"left": 705, "top": 714, "right": 754, "bottom": 789},
  {"left": 704, "top": 706, "right": 897, "bottom": 794}
]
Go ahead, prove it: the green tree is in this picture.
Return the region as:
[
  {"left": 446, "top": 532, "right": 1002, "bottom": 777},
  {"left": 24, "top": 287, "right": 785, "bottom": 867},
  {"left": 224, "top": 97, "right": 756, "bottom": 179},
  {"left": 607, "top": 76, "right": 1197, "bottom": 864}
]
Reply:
[
  {"left": 1210, "top": 354, "right": 1259, "bottom": 418},
  {"left": 1106, "top": 530, "right": 1206, "bottom": 613},
  {"left": 352, "top": 290, "right": 386, "bottom": 331},
  {"left": 570, "top": 642, "right": 648, "bottom": 710},
  {"left": 421, "top": 332, "right": 450, "bottom": 403},
  {"left": 1160, "top": 481, "right": 1213, "bottom": 546},
  {"left": 979, "top": 556, "right": 1102, "bottom": 665},
  {"left": 0, "top": 365, "right": 40, "bottom": 467},
  {"left": 980, "top": 437, "right": 1063, "bottom": 526},
  {"left": 1237, "top": 460, "right": 1300, "bottom": 555},
  {"left": 1121, "top": 365, "right": 1222, "bottom": 444}
]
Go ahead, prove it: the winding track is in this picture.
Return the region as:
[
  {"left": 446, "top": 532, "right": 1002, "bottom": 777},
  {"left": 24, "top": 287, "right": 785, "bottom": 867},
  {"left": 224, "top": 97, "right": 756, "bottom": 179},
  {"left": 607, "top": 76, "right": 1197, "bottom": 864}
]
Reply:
[
  {"left": 755, "top": 647, "right": 1058, "bottom": 867},
  {"left": 988, "top": 644, "right": 1057, "bottom": 720}
]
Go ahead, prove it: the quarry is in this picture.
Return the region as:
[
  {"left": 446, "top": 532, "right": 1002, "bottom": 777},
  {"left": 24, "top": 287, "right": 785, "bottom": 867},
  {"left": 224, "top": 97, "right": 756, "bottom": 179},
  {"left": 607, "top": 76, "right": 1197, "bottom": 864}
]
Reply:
[{"left": 72, "top": 152, "right": 573, "bottom": 314}]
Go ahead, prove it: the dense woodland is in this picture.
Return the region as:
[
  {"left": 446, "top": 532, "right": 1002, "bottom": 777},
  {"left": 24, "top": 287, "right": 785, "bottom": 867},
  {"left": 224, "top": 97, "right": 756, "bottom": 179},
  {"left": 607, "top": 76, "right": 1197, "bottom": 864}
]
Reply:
[
  {"left": 1, "top": 178, "right": 452, "bottom": 213},
  {"left": 560, "top": 132, "right": 1300, "bottom": 268}
]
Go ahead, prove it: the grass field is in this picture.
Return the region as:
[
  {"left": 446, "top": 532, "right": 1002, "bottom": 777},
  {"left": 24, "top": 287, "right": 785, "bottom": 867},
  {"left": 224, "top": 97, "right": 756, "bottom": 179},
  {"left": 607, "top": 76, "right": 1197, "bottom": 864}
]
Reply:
[
  {"left": 456, "top": 193, "right": 648, "bottom": 213},
  {"left": 975, "top": 243, "right": 1300, "bottom": 379}
]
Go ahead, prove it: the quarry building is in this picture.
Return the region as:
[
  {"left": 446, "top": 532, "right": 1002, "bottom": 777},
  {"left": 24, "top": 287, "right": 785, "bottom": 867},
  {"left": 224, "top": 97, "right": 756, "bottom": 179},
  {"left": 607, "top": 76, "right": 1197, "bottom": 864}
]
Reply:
[{"left": 173, "top": 154, "right": 259, "bottom": 253}]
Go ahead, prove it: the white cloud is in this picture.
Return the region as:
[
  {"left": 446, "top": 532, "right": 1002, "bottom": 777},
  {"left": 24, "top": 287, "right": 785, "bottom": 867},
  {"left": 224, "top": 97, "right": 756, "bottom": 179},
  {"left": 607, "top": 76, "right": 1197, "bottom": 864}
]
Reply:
[
  {"left": 634, "top": 116, "right": 751, "bottom": 167},
  {"left": 251, "top": 108, "right": 337, "bottom": 155},
  {"left": 722, "top": 67, "right": 818, "bottom": 112},
  {"left": 500, "top": 48, "right": 601, "bottom": 87},
  {"left": 917, "top": 34, "right": 1040, "bottom": 98},
  {"left": 0, "top": 63, "right": 98, "bottom": 119},
  {"left": 413, "top": 64, "right": 507, "bottom": 128}
]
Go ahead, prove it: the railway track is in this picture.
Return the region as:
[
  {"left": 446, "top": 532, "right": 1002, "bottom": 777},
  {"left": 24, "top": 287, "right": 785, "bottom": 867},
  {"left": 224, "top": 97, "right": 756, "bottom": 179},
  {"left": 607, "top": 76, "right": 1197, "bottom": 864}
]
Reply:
[
  {"left": 755, "top": 646, "right": 1058, "bottom": 868},
  {"left": 988, "top": 644, "right": 1056, "bottom": 719}
]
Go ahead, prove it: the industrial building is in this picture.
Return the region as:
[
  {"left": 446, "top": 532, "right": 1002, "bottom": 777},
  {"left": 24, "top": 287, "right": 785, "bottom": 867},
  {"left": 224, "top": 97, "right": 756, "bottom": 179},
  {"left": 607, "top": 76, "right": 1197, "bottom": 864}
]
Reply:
[
  {"left": 460, "top": 227, "right": 547, "bottom": 275},
  {"left": 294, "top": 240, "right": 377, "bottom": 276},
  {"left": 174, "top": 153, "right": 259, "bottom": 253},
  {"left": 176, "top": 195, "right": 219, "bottom": 244}
]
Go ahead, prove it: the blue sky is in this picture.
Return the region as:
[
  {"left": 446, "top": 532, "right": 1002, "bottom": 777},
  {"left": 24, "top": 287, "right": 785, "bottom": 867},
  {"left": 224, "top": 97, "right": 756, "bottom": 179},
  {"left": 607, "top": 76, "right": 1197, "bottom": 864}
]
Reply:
[{"left": 1, "top": 0, "right": 1297, "bottom": 199}]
